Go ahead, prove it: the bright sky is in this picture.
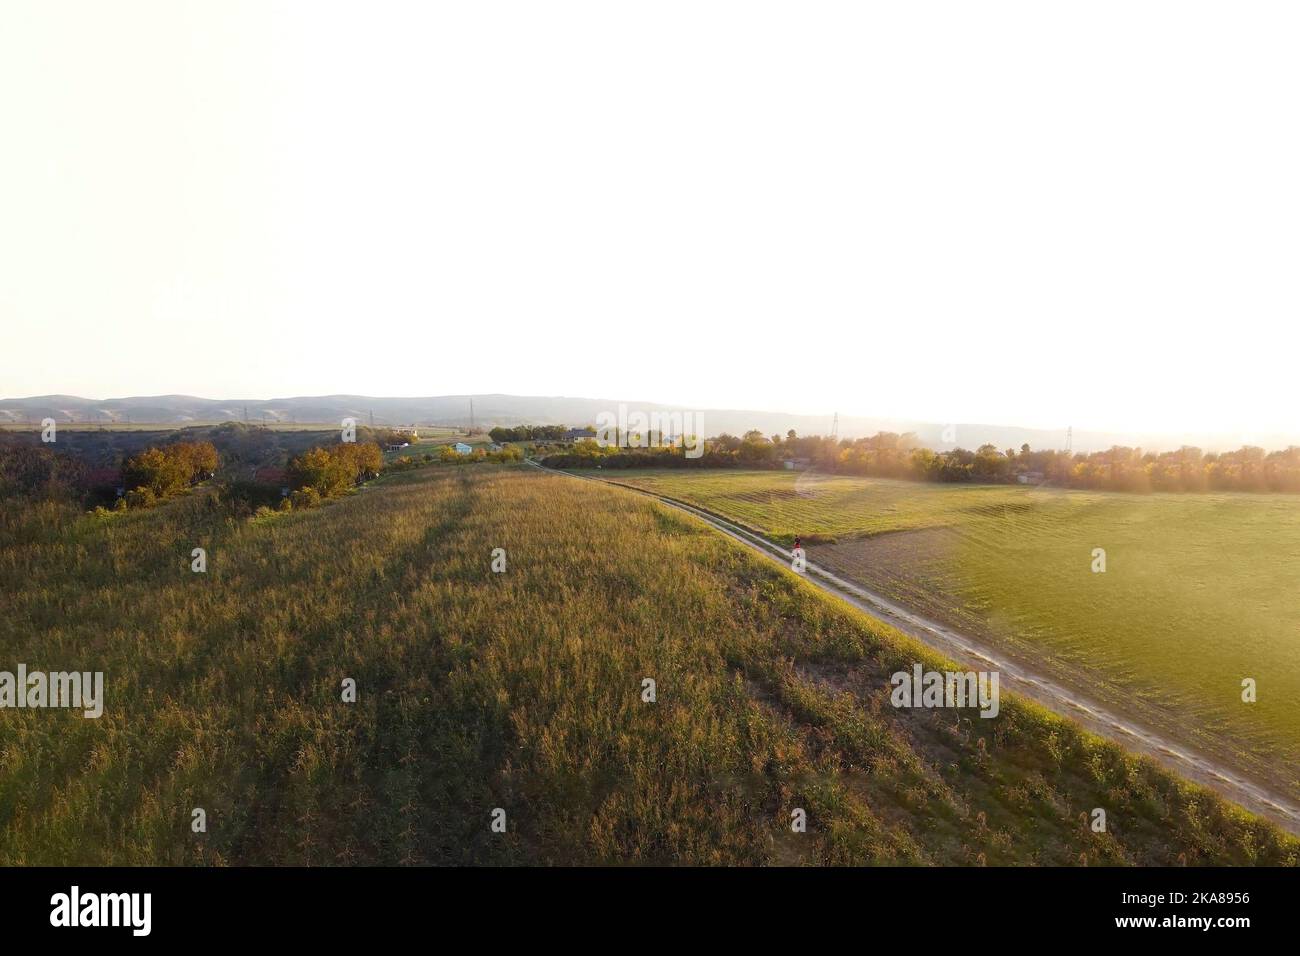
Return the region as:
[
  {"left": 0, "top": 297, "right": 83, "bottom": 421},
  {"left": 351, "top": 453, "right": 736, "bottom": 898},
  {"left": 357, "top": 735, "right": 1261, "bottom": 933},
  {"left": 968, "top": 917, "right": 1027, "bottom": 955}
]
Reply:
[{"left": 2, "top": 1, "right": 1297, "bottom": 439}]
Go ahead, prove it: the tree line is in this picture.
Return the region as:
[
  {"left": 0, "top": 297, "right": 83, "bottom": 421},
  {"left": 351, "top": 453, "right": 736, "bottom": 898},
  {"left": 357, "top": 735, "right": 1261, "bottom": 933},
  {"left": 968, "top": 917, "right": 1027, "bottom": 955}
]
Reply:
[
  {"left": 488, "top": 424, "right": 571, "bottom": 443},
  {"left": 542, "top": 429, "right": 1300, "bottom": 493},
  {"left": 0, "top": 436, "right": 384, "bottom": 512}
]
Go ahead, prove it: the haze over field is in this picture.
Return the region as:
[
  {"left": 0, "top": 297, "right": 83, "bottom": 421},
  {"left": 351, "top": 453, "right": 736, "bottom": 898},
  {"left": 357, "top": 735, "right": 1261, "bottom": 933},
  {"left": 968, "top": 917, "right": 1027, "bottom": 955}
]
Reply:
[
  {"left": 3, "top": 2, "right": 1297, "bottom": 446},
  {"left": 2, "top": 393, "right": 1296, "bottom": 455}
]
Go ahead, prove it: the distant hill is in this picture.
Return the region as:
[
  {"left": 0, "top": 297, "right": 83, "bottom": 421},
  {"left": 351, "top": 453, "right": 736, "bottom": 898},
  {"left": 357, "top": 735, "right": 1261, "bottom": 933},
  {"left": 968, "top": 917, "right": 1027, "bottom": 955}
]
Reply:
[{"left": 0, "top": 393, "right": 1289, "bottom": 453}]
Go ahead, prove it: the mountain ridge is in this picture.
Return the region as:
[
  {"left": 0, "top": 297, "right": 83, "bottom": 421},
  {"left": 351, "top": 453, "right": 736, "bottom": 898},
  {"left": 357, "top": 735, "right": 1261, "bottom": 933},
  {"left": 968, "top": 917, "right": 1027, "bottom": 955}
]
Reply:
[{"left": 1, "top": 393, "right": 1291, "bottom": 453}]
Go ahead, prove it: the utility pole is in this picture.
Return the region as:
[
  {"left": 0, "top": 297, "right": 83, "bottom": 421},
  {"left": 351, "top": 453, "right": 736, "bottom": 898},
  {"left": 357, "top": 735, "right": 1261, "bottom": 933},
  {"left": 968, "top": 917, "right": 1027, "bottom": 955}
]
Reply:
[
  {"left": 830, "top": 412, "right": 839, "bottom": 441},
  {"left": 1065, "top": 425, "right": 1073, "bottom": 454},
  {"left": 469, "top": 397, "right": 475, "bottom": 434}
]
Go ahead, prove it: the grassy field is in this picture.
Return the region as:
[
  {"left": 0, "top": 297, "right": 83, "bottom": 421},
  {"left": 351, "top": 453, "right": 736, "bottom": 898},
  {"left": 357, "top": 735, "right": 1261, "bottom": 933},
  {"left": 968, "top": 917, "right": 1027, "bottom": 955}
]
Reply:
[
  {"left": 0, "top": 464, "right": 1295, "bottom": 864},
  {"left": 604, "top": 469, "right": 1300, "bottom": 800},
  {"left": 602, "top": 470, "right": 1044, "bottom": 542}
]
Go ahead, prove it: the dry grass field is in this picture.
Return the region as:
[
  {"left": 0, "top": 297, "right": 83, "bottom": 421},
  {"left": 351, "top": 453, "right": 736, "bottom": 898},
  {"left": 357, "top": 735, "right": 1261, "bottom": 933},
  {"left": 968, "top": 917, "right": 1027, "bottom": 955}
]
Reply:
[{"left": 1, "top": 464, "right": 1295, "bottom": 864}]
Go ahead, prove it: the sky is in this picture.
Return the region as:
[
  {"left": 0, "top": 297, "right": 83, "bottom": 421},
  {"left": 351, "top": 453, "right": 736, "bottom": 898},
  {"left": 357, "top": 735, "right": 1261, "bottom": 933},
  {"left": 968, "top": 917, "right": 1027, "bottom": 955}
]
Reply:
[{"left": 2, "top": 1, "right": 1297, "bottom": 441}]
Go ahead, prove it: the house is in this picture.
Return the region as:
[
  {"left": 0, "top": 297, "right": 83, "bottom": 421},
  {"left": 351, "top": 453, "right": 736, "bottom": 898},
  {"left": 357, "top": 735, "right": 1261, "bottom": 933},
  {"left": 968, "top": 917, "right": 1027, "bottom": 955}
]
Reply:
[
  {"left": 564, "top": 428, "right": 597, "bottom": 442},
  {"left": 488, "top": 442, "right": 503, "bottom": 452},
  {"left": 385, "top": 442, "right": 410, "bottom": 452},
  {"left": 453, "top": 442, "right": 473, "bottom": 455},
  {"left": 783, "top": 458, "right": 811, "bottom": 470}
]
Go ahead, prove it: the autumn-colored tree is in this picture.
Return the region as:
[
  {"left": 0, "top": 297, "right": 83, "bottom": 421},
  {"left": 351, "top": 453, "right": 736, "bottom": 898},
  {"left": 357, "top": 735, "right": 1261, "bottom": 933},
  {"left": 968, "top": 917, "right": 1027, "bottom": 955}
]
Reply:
[
  {"left": 120, "top": 442, "right": 219, "bottom": 502},
  {"left": 122, "top": 448, "right": 189, "bottom": 498},
  {"left": 173, "top": 441, "right": 219, "bottom": 480},
  {"left": 287, "top": 442, "right": 382, "bottom": 498}
]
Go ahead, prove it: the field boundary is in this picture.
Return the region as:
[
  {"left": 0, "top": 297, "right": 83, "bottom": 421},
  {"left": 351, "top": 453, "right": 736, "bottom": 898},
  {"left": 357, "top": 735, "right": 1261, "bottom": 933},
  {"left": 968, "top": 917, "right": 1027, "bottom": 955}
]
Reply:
[{"left": 531, "top": 460, "right": 1300, "bottom": 837}]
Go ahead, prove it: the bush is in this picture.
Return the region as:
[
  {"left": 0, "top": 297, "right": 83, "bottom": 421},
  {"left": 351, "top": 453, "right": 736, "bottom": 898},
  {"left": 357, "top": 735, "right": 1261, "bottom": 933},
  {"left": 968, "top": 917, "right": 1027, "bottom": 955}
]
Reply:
[
  {"left": 0, "top": 442, "right": 87, "bottom": 501},
  {"left": 124, "top": 486, "right": 157, "bottom": 509},
  {"left": 219, "top": 480, "right": 282, "bottom": 511},
  {"left": 290, "top": 486, "right": 322, "bottom": 510},
  {"left": 384, "top": 455, "right": 420, "bottom": 473}
]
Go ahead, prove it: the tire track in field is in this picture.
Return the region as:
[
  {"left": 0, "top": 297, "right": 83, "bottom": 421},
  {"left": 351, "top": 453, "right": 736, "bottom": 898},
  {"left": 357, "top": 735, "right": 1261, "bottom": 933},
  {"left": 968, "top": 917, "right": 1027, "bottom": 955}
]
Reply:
[{"left": 530, "top": 460, "right": 1300, "bottom": 838}]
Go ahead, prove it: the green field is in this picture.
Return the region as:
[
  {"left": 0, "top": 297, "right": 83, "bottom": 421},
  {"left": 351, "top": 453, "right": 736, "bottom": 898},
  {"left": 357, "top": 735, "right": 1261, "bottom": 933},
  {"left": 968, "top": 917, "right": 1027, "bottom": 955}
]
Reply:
[
  {"left": 601, "top": 470, "right": 1047, "bottom": 542},
  {"left": 3, "top": 464, "right": 1294, "bottom": 864},
  {"left": 605, "top": 469, "right": 1300, "bottom": 799}
]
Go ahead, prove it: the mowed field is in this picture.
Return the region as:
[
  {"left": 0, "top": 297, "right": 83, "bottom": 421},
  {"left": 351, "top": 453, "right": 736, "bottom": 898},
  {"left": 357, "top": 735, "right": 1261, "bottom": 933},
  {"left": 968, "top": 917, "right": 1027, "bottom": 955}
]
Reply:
[
  {"left": 605, "top": 470, "right": 1300, "bottom": 800},
  {"left": 2, "top": 465, "right": 1295, "bottom": 864}
]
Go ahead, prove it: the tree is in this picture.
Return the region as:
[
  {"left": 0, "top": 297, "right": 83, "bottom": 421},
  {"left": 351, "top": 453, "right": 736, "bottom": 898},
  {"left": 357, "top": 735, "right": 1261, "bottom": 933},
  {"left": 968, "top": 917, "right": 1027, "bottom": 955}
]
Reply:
[
  {"left": 286, "top": 442, "right": 379, "bottom": 498},
  {"left": 122, "top": 448, "right": 189, "bottom": 498},
  {"left": 121, "top": 442, "right": 219, "bottom": 499}
]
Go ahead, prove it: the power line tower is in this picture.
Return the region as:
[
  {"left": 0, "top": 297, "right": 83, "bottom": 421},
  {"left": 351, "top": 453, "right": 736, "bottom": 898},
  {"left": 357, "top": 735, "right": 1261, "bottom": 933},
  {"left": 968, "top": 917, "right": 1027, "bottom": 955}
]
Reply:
[
  {"left": 1065, "top": 425, "right": 1073, "bottom": 454},
  {"left": 469, "top": 397, "right": 475, "bottom": 434},
  {"left": 369, "top": 410, "right": 375, "bottom": 428},
  {"left": 830, "top": 412, "right": 839, "bottom": 441}
]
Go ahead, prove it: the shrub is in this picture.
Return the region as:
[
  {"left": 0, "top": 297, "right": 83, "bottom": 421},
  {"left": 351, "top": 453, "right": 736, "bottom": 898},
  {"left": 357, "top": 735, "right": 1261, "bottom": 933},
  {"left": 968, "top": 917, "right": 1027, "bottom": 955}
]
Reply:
[
  {"left": 124, "top": 486, "right": 157, "bottom": 509},
  {"left": 219, "top": 480, "right": 282, "bottom": 511},
  {"left": 290, "top": 486, "right": 322, "bottom": 510},
  {"left": 384, "top": 455, "right": 420, "bottom": 473}
]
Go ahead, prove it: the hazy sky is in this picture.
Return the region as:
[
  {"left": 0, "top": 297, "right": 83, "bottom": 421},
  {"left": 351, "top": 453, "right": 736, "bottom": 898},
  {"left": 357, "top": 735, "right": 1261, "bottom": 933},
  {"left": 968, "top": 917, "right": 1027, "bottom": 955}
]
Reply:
[{"left": 2, "top": 1, "right": 1297, "bottom": 439}]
